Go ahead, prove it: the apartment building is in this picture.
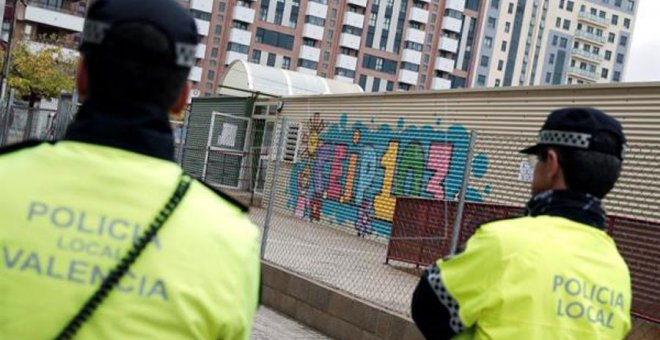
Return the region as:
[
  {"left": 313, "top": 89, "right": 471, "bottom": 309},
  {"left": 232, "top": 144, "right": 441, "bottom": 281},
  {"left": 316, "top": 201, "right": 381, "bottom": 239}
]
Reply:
[
  {"left": 205, "top": 0, "right": 483, "bottom": 93},
  {"left": 1, "top": 0, "right": 213, "bottom": 98},
  {"left": 470, "top": 0, "right": 638, "bottom": 87}
]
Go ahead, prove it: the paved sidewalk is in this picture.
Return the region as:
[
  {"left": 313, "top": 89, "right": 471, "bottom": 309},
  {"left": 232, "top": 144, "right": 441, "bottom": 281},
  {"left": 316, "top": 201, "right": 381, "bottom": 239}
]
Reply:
[
  {"left": 250, "top": 208, "right": 419, "bottom": 317},
  {"left": 252, "top": 307, "right": 329, "bottom": 339}
]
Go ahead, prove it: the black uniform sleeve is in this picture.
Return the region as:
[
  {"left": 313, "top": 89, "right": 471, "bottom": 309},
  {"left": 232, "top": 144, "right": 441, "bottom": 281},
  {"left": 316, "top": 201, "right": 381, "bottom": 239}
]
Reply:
[{"left": 411, "top": 269, "right": 458, "bottom": 340}]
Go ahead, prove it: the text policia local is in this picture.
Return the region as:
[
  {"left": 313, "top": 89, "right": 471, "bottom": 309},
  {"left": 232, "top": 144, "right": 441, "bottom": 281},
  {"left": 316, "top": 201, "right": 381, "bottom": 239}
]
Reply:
[{"left": 2, "top": 201, "right": 169, "bottom": 301}]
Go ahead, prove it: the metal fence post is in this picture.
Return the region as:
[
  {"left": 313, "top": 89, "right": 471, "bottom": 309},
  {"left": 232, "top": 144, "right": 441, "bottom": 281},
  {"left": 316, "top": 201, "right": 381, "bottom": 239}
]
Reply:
[
  {"left": 260, "top": 117, "right": 287, "bottom": 259},
  {"left": 450, "top": 130, "right": 478, "bottom": 255}
]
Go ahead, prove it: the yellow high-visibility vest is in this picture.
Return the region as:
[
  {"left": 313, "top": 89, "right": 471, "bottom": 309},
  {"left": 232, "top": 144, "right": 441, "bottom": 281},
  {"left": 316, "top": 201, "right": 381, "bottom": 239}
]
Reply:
[
  {"left": 0, "top": 141, "right": 260, "bottom": 340},
  {"left": 438, "top": 215, "right": 631, "bottom": 340}
]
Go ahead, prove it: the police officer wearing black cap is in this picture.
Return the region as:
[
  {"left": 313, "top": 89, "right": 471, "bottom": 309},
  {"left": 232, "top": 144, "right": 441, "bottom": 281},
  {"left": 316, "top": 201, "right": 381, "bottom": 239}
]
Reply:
[
  {"left": 0, "top": 1, "right": 260, "bottom": 339},
  {"left": 411, "top": 108, "right": 632, "bottom": 339}
]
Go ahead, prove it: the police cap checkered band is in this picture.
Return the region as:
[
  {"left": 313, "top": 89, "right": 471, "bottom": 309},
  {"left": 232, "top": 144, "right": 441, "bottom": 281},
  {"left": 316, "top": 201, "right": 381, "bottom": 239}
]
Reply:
[
  {"left": 80, "top": 0, "right": 199, "bottom": 68},
  {"left": 538, "top": 130, "right": 592, "bottom": 149}
]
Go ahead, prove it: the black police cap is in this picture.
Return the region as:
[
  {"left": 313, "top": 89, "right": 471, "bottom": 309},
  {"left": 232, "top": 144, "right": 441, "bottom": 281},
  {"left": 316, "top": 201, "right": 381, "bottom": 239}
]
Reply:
[
  {"left": 520, "top": 107, "right": 627, "bottom": 160},
  {"left": 79, "top": 0, "right": 199, "bottom": 68}
]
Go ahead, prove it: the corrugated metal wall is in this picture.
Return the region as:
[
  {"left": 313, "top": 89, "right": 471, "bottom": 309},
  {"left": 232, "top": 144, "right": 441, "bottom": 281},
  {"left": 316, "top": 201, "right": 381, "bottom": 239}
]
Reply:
[
  {"left": 258, "top": 82, "right": 660, "bottom": 321},
  {"left": 181, "top": 96, "right": 253, "bottom": 181}
]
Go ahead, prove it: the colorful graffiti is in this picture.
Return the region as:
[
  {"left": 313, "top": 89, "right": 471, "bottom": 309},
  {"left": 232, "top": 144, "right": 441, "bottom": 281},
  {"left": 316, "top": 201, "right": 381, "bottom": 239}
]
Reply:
[{"left": 287, "top": 113, "right": 492, "bottom": 237}]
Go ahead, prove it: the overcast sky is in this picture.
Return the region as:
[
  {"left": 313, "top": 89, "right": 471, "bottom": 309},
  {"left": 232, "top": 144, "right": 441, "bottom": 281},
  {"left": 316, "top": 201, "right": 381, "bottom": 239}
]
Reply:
[{"left": 625, "top": 0, "right": 660, "bottom": 82}]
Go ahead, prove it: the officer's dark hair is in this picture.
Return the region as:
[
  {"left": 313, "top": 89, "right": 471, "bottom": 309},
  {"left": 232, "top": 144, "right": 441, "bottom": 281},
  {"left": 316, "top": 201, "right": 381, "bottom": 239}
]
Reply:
[
  {"left": 83, "top": 22, "right": 190, "bottom": 110},
  {"left": 539, "top": 131, "right": 622, "bottom": 199}
]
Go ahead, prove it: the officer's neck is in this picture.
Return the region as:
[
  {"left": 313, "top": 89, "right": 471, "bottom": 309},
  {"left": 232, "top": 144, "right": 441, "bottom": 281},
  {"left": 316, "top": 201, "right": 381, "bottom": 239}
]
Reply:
[
  {"left": 63, "top": 98, "right": 176, "bottom": 162},
  {"left": 525, "top": 190, "right": 607, "bottom": 230}
]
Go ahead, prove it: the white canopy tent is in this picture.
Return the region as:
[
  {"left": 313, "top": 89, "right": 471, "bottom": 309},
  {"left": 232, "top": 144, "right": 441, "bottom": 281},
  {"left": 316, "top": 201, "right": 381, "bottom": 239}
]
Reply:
[{"left": 217, "top": 60, "right": 363, "bottom": 97}]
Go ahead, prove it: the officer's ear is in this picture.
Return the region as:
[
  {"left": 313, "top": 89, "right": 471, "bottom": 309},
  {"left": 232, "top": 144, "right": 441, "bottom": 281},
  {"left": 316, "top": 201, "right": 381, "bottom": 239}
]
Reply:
[
  {"left": 545, "top": 149, "right": 568, "bottom": 190},
  {"left": 172, "top": 81, "right": 191, "bottom": 116},
  {"left": 76, "top": 57, "right": 89, "bottom": 101}
]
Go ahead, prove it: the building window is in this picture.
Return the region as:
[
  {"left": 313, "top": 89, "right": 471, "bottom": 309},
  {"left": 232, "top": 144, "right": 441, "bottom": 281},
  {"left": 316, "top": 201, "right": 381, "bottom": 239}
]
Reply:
[
  {"left": 624, "top": 18, "right": 630, "bottom": 29},
  {"left": 400, "top": 62, "right": 419, "bottom": 72},
  {"left": 549, "top": 53, "right": 555, "bottom": 64},
  {"left": 305, "top": 15, "right": 325, "bottom": 26},
  {"left": 501, "top": 40, "right": 508, "bottom": 52},
  {"left": 559, "top": 37, "right": 568, "bottom": 48},
  {"left": 612, "top": 15, "right": 619, "bottom": 25},
  {"left": 601, "top": 68, "right": 609, "bottom": 79},
  {"left": 372, "top": 78, "right": 381, "bottom": 92},
  {"left": 323, "top": 51, "right": 330, "bottom": 61},
  {"left": 282, "top": 56, "right": 291, "bottom": 70},
  {"left": 492, "top": 0, "right": 500, "bottom": 9},
  {"left": 219, "top": 2, "right": 226, "bottom": 12},
  {"left": 608, "top": 33, "right": 616, "bottom": 43},
  {"left": 387, "top": 81, "right": 394, "bottom": 91},
  {"left": 256, "top": 28, "right": 295, "bottom": 50},
  {"left": 488, "top": 17, "right": 497, "bottom": 29},
  {"left": 616, "top": 53, "right": 624, "bottom": 64},
  {"left": 190, "top": 10, "right": 212, "bottom": 21},
  {"left": 559, "top": 0, "right": 565, "bottom": 9},
  {"left": 213, "top": 37, "right": 221, "bottom": 45},
  {"left": 484, "top": 36, "right": 493, "bottom": 48},
  {"left": 615, "top": 0, "right": 622, "bottom": 7},
  {"left": 563, "top": 19, "right": 571, "bottom": 30},
  {"left": 477, "top": 74, "right": 486, "bottom": 86},
  {"left": 404, "top": 41, "right": 424, "bottom": 51},
  {"left": 494, "top": 79, "right": 501, "bottom": 87},
  {"left": 251, "top": 49, "right": 261, "bottom": 63},
  {"left": 227, "top": 43, "right": 249, "bottom": 54},
  {"left": 211, "top": 48, "right": 219, "bottom": 58},
  {"left": 552, "top": 36, "right": 558, "bottom": 46},
  {"left": 545, "top": 72, "right": 552, "bottom": 83},
  {"left": 497, "top": 59, "right": 504, "bottom": 71},
  {"left": 358, "top": 75, "right": 367, "bottom": 89},
  {"left": 508, "top": 2, "right": 514, "bottom": 14},
  {"left": 613, "top": 71, "right": 621, "bottom": 82},
  {"left": 556, "top": 17, "right": 561, "bottom": 28},
  {"left": 267, "top": 53, "right": 276, "bottom": 66},
  {"left": 298, "top": 58, "right": 319, "bottom": 69},
  {"left": 566, "top": 1, "right": 574, "bottom": 11},
  {"left": 605, "top": 50, "right": 612, "bottom": 61},
  {"left": 505, "top": 22, "right": 511, "bottom": 33},
  {"left": 480, "top": 55, "right": 489, "bottom": 67},
  {"left": 620, "top": 35, "right": 628, "bottom": 47}
]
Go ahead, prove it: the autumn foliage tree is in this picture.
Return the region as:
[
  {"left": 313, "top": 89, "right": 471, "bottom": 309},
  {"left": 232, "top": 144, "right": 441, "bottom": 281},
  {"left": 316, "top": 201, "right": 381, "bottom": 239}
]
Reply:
[{"left": 7, "top": 39, "right": 77, "bottom": 107}]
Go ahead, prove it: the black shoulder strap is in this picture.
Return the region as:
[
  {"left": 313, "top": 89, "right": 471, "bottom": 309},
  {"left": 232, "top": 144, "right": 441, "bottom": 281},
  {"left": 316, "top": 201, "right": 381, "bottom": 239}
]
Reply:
[
  {"left": 0, "top": 140, "right": 47, "bottom": 156},
  {"left": 54, "top": 174, "right": 192, "bottom": 340},
  {"left": 198, "top": 179, "right": 249, "bottom": 213}
]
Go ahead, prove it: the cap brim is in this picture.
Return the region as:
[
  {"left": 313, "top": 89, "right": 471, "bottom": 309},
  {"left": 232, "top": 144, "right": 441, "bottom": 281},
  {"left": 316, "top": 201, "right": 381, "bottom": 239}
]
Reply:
[{"left": 520, "top": 144, "right": 542, "bottom": 155}]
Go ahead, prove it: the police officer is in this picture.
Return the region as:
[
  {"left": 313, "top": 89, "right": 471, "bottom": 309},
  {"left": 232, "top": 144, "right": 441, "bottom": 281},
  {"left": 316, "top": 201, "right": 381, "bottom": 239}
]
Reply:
[
  {"left": 0, "top": 0, "right": 260, "bottom": 339},
  {"left": 411, "top": 108, "right": 631, "bottom": 339}
]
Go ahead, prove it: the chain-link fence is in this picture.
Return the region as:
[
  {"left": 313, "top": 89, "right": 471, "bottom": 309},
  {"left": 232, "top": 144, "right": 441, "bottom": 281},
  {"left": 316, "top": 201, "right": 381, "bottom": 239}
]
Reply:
[
  {"left": 177, "top": 87, "right": 659, "bottom": 338},
  {"left": 0, "top": 106, "right": 64, "bottom": 145}
]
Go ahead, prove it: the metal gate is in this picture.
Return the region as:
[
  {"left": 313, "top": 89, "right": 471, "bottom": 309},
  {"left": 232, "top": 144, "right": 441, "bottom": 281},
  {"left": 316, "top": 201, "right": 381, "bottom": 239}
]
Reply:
[{"left": 201, "top": 111, "right": 252, "bottom": 189}]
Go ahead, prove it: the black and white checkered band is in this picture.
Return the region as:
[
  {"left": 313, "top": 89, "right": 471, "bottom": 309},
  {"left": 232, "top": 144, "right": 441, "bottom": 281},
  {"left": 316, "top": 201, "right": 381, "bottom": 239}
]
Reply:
[
  {"left": 82, "top": 19, "right": 197, "bottom": 68},
  {"left": 538, "top": 130, "right": 592, "bottom": 149},
  {"left": 426, "top": 263, "right": 465, "bottom": 334}
]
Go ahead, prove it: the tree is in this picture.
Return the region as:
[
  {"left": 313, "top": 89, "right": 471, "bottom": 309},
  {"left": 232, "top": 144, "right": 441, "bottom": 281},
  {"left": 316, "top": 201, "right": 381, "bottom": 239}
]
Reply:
[{"left": 7, "top": 39, "right": 77, "bottom": 107}]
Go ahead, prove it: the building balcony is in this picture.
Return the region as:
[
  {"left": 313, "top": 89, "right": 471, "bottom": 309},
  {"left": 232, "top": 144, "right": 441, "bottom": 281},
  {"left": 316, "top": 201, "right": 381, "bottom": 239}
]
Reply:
[
  {"left": 575, "top": 30, "right": 605, "bottom": 45},
  {"left": 339, "top": 33, "right": 361, "bottom": 50},
  {"left": 195, "top": 18, "right": 210, "bottom": 36},
  {"left": 409, "top": 7, "right": 430, "bottom": 24},
  {"left": 336, "top": 54, "right": 358, "bottom": 70},
  {"left": 306, "top": 1, "right": 328, "bottom": 19},
  {"left": 398, "top": 69, "right": 419, "bottom": 85},
  {"left": 442, "top": 16, "right": 462, "bottom": 33},
  {"left": 225, "top": 50, "right": 248, "bottom": 65},
  {"left": 405, "top": 27, "right": 426, "bottom": 44},
  {"left": 27, "top": 40, "right": 78, "bottom": 59},
  {"left": 300, "top": 45, "right": 321, "bottom": 62},
  {"left": 568, "top": 66, "right": 597, "bottom": 81},
  {"left": 196, "top": 43, "right": 207, "bottom": 59},
  {"left": 446, "top": 0, "right": 465, "bottom": 12},
  {"left": 302, "top": 23, "right": 324, "bottom": 40},
  {"left": 233, "top": 5, "right": 256, "bottom": 24},
  {"left": 432, "top": 77, "right": 452, "bottom": 90},
  {"left": 439, "top": 36, "right": 459, "bottom": 53},
  {"left": 343, "top": 11, "right": 365, "bottom": 28},
  {"left": 572, "top": 48, "right": 602, "bottom": 63},
  {"left": 229, "top": 28, "right": 252, "bottom": 46},
  {"left": 401, "top": 49, "right": 422, "bottom": 64},
  {"left": 335, "top": 74, "right": 355, "bottom": 83},
  {"left": 435, "top": 56, "right": 455, "bottom": 73},
  {"left": 578, "top": 11, "right": 609, "bottom": 28},
  {"left": 189, "top": 66, "right": 203, "bottom": 82},
  {"left": 347, "top": 0, "right": 368, "bottom": 7},
  {"left": 23, "top": 4, "right": 84, "bottom": 32},
  {"left": 190, "top": 0, "right": 213, "bottom": 13}
]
